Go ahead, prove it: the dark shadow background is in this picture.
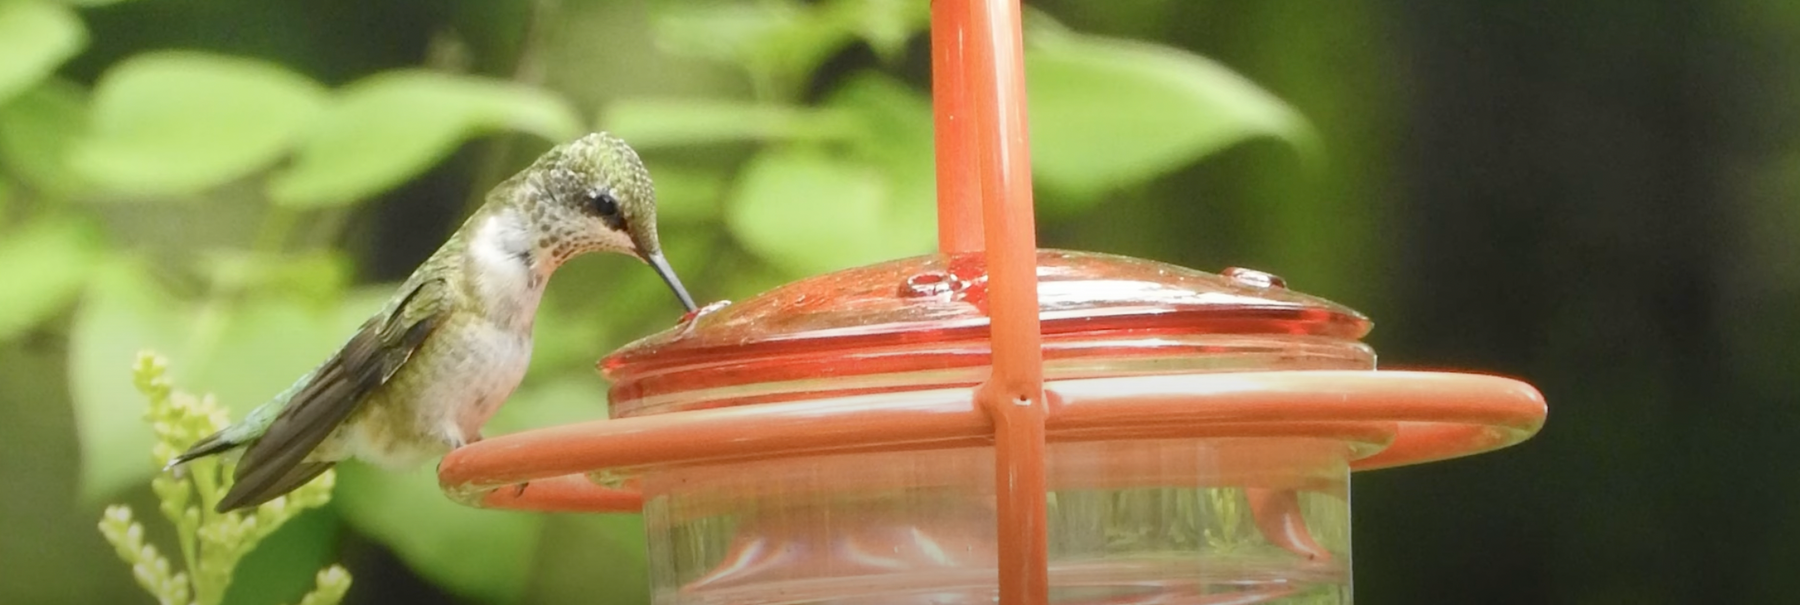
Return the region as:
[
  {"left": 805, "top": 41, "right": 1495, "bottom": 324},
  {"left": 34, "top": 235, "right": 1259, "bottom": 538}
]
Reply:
[{"left": 1039, "top": 1, "right": 1798, "bottom": 602}]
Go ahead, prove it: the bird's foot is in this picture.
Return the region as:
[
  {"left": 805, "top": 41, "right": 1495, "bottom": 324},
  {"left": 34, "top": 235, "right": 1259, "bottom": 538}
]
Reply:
[{"left": 442, "top": 430, "right": 485, "bottom": 451}]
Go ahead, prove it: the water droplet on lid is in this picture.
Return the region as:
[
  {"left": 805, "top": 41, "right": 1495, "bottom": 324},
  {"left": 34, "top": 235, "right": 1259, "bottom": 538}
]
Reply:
[
  {"left": 1222, "top": 267, "right": 1287, "bottom": 290},
  {"left": 899, "top": 271, "right": 965, "bottom": 298}
]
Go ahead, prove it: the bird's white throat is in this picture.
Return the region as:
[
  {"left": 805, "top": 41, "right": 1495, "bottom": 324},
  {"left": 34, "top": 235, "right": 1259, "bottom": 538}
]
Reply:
[{"left": 466, "top": 209, "right": 547, "bottom": 332}]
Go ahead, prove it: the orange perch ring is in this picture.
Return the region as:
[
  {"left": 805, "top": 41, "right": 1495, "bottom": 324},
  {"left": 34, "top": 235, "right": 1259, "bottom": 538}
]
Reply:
[{"left": 439, "top": 370, "right": 1544, "bottom": 511}]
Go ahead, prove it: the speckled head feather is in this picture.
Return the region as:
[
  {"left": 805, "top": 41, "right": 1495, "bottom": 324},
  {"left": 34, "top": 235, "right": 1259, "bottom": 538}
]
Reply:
[{"left": 508, "top": 132, "right": 663, "bottom": 265}]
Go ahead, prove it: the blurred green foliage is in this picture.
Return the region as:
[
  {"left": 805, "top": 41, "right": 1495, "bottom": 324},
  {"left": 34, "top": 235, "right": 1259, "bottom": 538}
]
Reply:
[{"left": 0, "top": 0, "right": 1312, "bottom": 602}]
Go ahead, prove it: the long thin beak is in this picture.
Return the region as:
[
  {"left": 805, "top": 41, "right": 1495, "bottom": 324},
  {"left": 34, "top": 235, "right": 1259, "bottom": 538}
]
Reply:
[{"left": 644, "top": 251, "right": 698, "bottom": 312}]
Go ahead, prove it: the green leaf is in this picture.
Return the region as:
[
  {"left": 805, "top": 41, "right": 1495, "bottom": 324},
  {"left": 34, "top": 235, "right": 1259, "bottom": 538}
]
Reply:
[
  {"left": 643, "top": 162, "right": 726, "bottom": 224},
  {"left": 0, "top": 216, "right": 98, "bottom": 341},
  {"left": 70, "top": 261, "right": 187, "bottom": 500},
  {"left": 653, "top": 1, "right": 817, "bottom": 66},
  {"left": 194, "top": 249, "right": 354, "bottom": 304},
  {"left": 0, "top": 1, "right": 85, "bottom": 106},
  {"left": 335, "top": 464, "right": 541, "bottom": 604},
  {"left": 825, "top": 74, "right": 937, "bottom": 240},
  {"left": 602, "top": 99, "right": 854, "bottom": 148},
  {"left": 822, "top": 0, "right": 928, "bottom": 63},
  {"left": 726, "top": 148, "right": 929, "bottom": 276},
  {"left": 1026, "top": 30, "right": 1317, "bottom": 202},
  {"left": 270, "top": 71, "right": 582, "bottom": 208},
  {"left": 73, "top": 52, "right": 327, "bottom": 198},
  {"left": 652, "top": 0, "right": 855, "bottom": 90},
  {"left": 0, "top": 79, "right": 90, "bottom": 197},
  {"left": 652, "top": 0, "right": 922, "bottom": 90}
]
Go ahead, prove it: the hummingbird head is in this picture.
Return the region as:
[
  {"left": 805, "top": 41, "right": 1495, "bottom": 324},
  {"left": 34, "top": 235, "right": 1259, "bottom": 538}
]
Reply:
[{"left": 519, "top": 132, "right": 697, "bottom": 311}]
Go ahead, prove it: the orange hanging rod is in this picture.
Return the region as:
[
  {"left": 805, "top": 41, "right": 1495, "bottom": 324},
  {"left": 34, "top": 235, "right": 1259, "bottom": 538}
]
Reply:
[
  {"left": 932, "top": 0, "right": 982, "bottom": 253},
  {"left": 936, "top": 0, "right": 1050, "bottom": 602}
]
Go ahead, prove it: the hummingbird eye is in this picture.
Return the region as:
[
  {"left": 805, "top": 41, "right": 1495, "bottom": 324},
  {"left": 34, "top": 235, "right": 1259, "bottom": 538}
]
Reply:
[{"left": 585, "top": 191, "right": 626, "bottom": 230}]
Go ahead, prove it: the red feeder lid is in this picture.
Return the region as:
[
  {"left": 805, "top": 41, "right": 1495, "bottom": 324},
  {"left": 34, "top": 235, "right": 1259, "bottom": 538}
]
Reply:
[{"left": 602, "top": 249, "right": 1375, "bottom": 417}]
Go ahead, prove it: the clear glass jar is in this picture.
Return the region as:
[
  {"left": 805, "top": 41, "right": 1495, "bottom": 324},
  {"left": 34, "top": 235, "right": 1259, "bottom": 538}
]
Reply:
[{"left": 643, "top": 436, "right": 1353, "bottom": 605}]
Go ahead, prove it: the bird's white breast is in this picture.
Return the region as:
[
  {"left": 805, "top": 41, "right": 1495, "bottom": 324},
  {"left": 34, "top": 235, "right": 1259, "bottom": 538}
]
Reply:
[{"left": 467, "top": 209, "right": 546, "bottom": 332}]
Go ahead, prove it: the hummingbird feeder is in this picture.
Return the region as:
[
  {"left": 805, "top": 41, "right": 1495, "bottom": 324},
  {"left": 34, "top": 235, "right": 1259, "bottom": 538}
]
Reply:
[{"left": 437, "top": 1, "right": 1547, "bottom": 603}]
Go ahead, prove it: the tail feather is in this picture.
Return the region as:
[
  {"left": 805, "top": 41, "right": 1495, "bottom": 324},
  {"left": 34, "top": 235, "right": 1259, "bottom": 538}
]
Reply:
[
  {"left": 215, "top": 461, "right": 334, "bottom": 512},
  {"left": 163, "top": 431, "right": 241, "bottom": 471}
]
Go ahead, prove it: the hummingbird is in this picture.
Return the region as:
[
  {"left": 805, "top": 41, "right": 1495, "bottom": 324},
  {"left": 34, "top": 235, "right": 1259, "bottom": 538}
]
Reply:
[{"left": 166, "top": 132, "right": 697, "bottom": 512}]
